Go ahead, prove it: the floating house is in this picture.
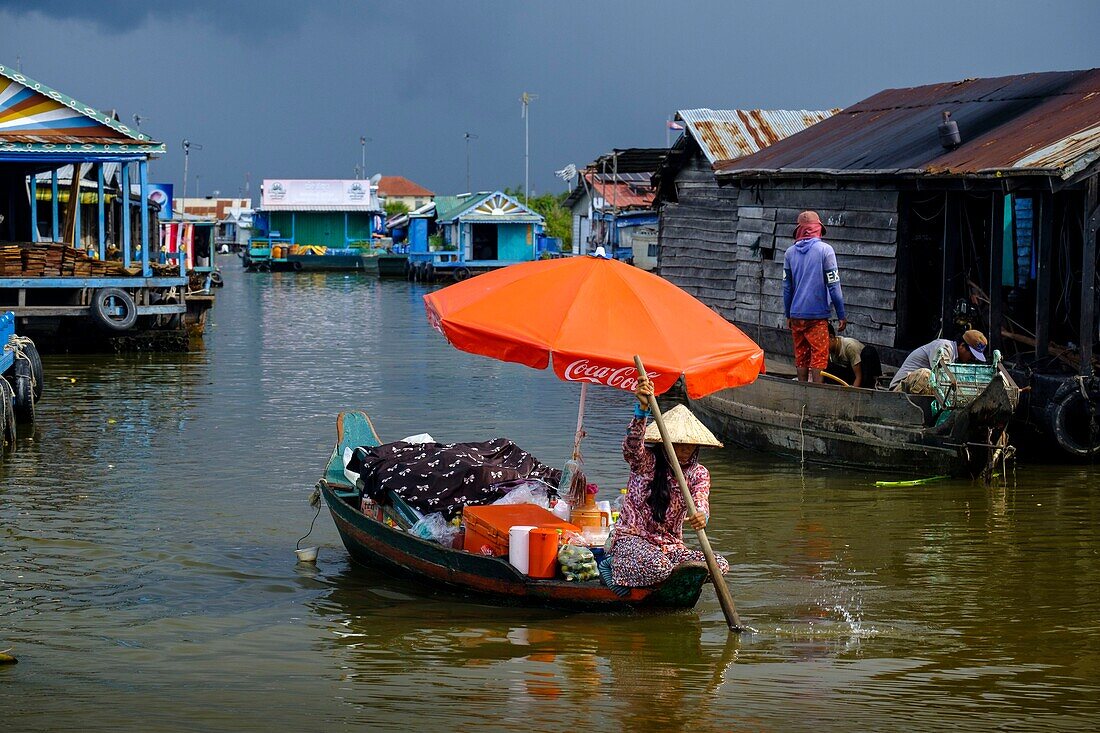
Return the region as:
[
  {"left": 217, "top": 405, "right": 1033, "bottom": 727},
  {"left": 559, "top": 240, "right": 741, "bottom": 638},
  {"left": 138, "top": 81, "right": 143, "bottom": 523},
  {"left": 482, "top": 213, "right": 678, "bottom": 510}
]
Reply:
[
  {"left": 661, "top": 70, "right": 1100, "bottom": 458},
  {"left": 173, "top": 197, "right": 253, "bottom": 250},
  {"left": 377, "top": 176, "right": 434, "bottom": 213},
  {"left": 406, "top": 191, "right": 545, "bottom": 281},
  {"left": 565, "top": 148, "right": 664, "bottom": 269},
  {"left": 0, "top": 62, "right": 205, "bottom": 347},
  {"left": 653, "top": 108, "right": 837, "bottom": 298},
  {"left": 246, "top": 178, "right": 383, "bottom": 271}
]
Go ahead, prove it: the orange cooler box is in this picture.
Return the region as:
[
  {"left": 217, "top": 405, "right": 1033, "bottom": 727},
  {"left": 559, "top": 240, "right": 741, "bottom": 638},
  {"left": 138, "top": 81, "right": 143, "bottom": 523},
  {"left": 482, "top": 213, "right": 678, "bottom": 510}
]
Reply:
[{"left": 462, "top": 504, "right": 579, "bottom": 556}]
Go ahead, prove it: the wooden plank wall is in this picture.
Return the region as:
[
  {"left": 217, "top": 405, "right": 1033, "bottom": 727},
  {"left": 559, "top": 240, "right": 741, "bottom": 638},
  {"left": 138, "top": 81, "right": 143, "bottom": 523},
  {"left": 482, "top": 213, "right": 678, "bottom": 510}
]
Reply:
[
  {"left": 657, "top": 152, "right": 740, "bottom": 319},
  {"left": 733, "top": 182, "right": 900, "bottom": 349}
]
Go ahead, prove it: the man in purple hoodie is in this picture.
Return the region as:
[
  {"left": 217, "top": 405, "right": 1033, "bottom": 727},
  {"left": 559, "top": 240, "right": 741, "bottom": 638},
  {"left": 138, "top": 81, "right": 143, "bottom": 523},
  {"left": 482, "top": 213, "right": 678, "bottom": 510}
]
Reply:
[{"left": 783, "top": 211, "right": 847, "bottom": 382}]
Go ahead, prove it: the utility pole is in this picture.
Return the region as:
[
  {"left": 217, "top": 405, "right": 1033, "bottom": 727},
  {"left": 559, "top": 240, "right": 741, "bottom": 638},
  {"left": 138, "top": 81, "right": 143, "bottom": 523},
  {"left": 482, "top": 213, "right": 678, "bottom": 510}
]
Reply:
[
  {"left": 134, "top": 114, "right": 150, "bottom": 174},
  {"left": 359, "top": 136, "right": 372, "bottom": 179},
  {"left": 521, "top": 92, "right": 537, "bottom": 205},
  {"left": 180, "top": 139, "right": 203, "bottom": 216},
  {"left": 464, "top": 132, "right": 478, "bottom": 193}
]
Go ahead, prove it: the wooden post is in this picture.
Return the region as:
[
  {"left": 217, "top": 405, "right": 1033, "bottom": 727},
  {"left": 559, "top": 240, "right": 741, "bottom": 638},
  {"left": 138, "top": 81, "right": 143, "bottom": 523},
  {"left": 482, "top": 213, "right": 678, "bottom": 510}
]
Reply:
[
  {"left": 62, "top": 163, "right": 82, "bottom": 245},
  {"left": 989, "top": 193, "right": 1005, "bottom": 350},
  {"left": 633, "top": 356, "right": 744, "bottom": 633},
  {"left": 1081, "top": 179, "right": 1099, "bottom": 378},
  {"left": 941, "top": 193, "right": 961, "bottom": 337},
  {"left": 1035, "top": 192, "right": 1054, "bottom": 360}
]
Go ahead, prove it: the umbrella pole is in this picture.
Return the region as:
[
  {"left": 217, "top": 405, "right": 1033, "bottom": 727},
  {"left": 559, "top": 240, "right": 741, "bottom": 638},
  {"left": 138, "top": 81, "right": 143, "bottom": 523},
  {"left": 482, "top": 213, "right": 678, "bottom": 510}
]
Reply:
[
  {"left": 572, "top": 382, "right": 588, "bottom": 460},
  {"left": 633, "top": 356, "right": 744, "bottom": 633}
]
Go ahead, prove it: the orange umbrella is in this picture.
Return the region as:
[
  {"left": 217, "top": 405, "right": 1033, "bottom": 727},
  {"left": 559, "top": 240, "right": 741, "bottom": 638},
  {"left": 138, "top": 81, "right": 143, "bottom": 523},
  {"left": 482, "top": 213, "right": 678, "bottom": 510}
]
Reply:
[{"left": 424, "top": 255, "right": 764, "bottom": 399}]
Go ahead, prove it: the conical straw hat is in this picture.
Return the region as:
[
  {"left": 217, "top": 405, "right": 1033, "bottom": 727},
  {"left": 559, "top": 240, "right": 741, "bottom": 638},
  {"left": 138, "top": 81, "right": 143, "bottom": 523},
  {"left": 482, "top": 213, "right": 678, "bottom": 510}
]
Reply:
[{"left": 643, "top": 404, "right": 723, "bottom": 447}]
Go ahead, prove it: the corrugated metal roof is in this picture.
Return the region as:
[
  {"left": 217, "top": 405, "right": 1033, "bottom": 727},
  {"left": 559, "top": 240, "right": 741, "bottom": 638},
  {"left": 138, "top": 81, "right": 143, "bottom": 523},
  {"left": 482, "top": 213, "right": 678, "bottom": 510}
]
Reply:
[
  {"left": 715, "top": 69, "right": 1100, "bottom": 180},
  {"left": 677, "top": 108, "right": 839, "bottom": 165},
  {"left": 434, "top": 193, "right": 492, "bottom": 221},
  {"left": 588, "top": 173, "right": 655, "bottom": 210}
]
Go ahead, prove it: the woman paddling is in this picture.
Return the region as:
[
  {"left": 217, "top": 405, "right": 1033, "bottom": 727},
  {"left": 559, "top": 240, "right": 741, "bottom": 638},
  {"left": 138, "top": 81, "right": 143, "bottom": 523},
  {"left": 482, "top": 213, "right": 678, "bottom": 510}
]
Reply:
[{"left": 606, "top": 376, "right": 730, "bottom": 587}]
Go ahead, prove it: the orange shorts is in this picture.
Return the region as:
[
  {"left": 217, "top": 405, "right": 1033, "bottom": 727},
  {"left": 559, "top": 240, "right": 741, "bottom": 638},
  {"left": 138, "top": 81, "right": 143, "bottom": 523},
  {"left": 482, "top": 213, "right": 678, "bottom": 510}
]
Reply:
[{"left": 791, "top": 318, "right": 830, "bottom": 369}]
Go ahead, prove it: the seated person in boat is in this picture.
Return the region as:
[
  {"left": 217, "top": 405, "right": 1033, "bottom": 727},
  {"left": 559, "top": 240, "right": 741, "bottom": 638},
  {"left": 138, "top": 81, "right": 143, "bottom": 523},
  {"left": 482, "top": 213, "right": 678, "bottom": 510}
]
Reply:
[
  {"left": 890, "top": 330, "right": 988, "bottom": 395},
  {"left": 606, "top": 376, "right": 729, "bottom": 588},
  {"left": 826, "top": 322, "right": 882, "bottom": 388}
]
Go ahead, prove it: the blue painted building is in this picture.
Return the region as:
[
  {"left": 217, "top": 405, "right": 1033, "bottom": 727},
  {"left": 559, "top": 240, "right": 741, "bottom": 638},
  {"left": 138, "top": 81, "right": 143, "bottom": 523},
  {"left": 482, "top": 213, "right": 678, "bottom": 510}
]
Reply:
[
  {"left": 407, "top": 192, "right": 545, "bottom": 277},
  {"left": 0, "top": 62, "right": 197, "bottom": 343}
]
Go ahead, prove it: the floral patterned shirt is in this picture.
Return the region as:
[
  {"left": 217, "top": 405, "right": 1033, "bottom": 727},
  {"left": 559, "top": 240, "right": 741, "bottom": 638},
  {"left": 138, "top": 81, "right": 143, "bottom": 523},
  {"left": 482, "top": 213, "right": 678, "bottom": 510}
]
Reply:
[{"left": 612, "top": 417, "right": 711, "bottom": 554}]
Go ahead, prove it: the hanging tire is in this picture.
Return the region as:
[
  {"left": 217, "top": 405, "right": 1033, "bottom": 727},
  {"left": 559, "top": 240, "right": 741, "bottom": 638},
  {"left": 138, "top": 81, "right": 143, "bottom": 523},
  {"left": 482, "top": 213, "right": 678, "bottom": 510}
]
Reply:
[
  {"left": 156, "top": 295, "right": 182, "bottom": 329},
  {"left": 404, "top": 260, "right": 414, "bottom": 281},
  {"left": 291, "top": 261, "right": 304, "bottom": 272},
  {"left": 90, "top": 288, "right": 137, "bottom": 332},
  {"left": 210, "top": 270, "right": 224, "bottom": 287},
  {"left": 0, "top": 378, "right": 14, "bottom": 448},
  {"left": 1046, "top": 379, "right": 1100, "bottom": 458},
  {"left": 424, "top": 262, "right": 435, "bottom": 282},
  {"left": 12, "top": 359, "right": 33, "bottom": 424},
  {"left": 453, "top": 267, "right": 471, "bottom": 282},
  {"left": 21, "top": 340, "right": 43, "bottom": 401},
  {"left": 257, "top": 262, "right": 271, "bottom": 273}
]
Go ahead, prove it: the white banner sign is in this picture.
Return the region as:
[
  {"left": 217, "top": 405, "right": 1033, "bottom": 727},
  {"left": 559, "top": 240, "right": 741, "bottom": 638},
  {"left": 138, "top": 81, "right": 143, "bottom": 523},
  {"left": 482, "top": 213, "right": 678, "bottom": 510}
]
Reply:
[{"left": 260, "top": 179, "right": 377, "bottom": 210}]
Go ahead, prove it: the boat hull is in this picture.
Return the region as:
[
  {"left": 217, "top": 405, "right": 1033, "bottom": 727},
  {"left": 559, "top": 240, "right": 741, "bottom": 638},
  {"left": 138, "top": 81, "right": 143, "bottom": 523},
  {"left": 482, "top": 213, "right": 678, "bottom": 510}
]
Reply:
[
  {"left": 690, "top": 375, "right": 969, "bottom": 474},
  {"left": 321, "top": 481, "right": 709, "bottom": 611}
]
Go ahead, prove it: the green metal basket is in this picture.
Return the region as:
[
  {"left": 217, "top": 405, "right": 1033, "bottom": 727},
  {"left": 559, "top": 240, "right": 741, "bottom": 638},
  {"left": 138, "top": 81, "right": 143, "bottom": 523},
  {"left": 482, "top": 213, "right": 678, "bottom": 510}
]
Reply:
[{"left": 931, "top": 350, "right": 1003, "bottom": 411}]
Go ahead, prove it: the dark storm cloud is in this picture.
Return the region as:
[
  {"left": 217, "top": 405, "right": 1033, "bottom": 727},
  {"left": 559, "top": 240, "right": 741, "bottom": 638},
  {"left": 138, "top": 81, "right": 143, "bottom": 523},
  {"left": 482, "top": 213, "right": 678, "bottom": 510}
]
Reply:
[
  {"left": 1, "top": 1, "right": 1098, "bottom": 199},
  {"left": 0, "top": 0, "right": 322, "bottom": 34}
]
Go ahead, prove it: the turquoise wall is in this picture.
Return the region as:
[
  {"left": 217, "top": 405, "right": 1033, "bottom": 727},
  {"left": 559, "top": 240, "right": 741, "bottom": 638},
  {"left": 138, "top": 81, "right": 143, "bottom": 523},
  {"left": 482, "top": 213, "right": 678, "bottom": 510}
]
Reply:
[
  {"left": 268, "top": 211, "right": 372, "bottom": 248},
  {"left": 497, "top": 223, "right": 534, "bottom": 261}
]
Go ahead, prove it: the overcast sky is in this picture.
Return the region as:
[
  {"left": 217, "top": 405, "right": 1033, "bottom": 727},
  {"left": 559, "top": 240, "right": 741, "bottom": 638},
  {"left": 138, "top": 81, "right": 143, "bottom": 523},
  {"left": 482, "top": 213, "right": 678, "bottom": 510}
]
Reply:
[{"left": 2, "top": 1, "right": 1097, "bottom": 199}]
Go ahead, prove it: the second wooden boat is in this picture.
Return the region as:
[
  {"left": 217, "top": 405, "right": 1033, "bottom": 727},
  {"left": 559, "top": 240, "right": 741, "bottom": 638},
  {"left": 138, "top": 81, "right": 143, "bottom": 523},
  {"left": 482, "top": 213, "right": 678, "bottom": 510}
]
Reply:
[{"left": 690, "top": 362, "right": 1018, "bottom": 476}]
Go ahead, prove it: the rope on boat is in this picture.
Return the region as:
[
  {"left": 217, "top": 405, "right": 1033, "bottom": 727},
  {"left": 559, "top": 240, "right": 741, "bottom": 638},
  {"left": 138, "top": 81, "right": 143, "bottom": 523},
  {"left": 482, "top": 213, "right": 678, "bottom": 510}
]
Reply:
[
  {"left": 4, "top": 335, "right": 36, "bottom": 393},
  {"left": 296, "top": 485, "right": 322, "bottom": 550}
]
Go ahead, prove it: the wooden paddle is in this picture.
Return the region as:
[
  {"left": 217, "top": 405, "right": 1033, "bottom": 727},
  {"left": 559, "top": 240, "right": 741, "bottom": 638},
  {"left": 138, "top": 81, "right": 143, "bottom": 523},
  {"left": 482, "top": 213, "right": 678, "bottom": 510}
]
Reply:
[{"left": 633, "top": 356, "right": 744, "bottom": 633}]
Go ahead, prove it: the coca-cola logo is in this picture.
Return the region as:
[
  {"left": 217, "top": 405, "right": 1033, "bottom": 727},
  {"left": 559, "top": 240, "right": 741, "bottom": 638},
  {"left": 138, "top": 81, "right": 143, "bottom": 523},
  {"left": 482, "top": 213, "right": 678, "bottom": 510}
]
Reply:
[{"left": 562, "top": 359, "right": 659, "bottom": 391}]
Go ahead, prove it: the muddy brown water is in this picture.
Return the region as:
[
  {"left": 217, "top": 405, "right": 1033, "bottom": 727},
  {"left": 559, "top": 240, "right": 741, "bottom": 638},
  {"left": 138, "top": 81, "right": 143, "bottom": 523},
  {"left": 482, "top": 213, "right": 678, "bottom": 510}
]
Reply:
[{"left": 3, "top": 257, "right": 1098, "bottom": 731}]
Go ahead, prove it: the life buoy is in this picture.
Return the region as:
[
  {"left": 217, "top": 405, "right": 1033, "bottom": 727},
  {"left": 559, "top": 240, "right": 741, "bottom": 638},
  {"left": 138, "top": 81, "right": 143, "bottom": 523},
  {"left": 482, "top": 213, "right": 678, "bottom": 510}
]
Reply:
[
  {"left": 90, "top": 288, "right": 137, "bottom": 332},
  {"left": 1046, "top": 379, "right": 1100, "bottom": 458}
]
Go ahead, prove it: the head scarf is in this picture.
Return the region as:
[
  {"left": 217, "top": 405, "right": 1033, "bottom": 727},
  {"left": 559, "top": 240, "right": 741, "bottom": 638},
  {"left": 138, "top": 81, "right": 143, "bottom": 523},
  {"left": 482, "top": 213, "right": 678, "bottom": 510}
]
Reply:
[{"left": 794, "top": 210, "right": 825, "bottom": 241}]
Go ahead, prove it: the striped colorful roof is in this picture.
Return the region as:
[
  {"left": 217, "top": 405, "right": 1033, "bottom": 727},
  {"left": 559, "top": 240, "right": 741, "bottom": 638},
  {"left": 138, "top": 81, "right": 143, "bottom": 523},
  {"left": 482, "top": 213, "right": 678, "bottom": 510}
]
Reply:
[{"left": 0, "top": 63, "right": 164, "bottom": 155}]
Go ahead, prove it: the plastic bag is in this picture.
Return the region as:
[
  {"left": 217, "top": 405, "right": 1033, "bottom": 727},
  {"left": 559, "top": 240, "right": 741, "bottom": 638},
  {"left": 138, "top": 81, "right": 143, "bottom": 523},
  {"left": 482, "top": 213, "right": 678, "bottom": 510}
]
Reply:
[
  {"left": 491, "top": 480, "right": 551, "bottom": 509},
  {"left": 410, "top": 512, "right": 460, "bottom": 546},
  {"left": 558, "top": 544, "right": 598, "bottom": 582}
]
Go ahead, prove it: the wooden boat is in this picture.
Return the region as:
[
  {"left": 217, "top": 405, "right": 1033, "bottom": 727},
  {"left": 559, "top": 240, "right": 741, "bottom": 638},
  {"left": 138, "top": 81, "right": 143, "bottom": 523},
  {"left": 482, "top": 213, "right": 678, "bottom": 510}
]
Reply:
[
  {"left": 690, "top": 360, "right": 1019, "bottom": 477},
  {"left": 318, "top": 411, "right": 711, "bottom": 610}
]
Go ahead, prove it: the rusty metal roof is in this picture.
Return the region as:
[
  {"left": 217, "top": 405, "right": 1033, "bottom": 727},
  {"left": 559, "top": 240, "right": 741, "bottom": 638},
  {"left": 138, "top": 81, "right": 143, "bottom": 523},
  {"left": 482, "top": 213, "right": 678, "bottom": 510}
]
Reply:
[
  {"left": 676, "top": 108, "right": 839, "bottom": 165},
  {"left": 715, "top": 69, "right": 1100, "bottom": 180}
]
